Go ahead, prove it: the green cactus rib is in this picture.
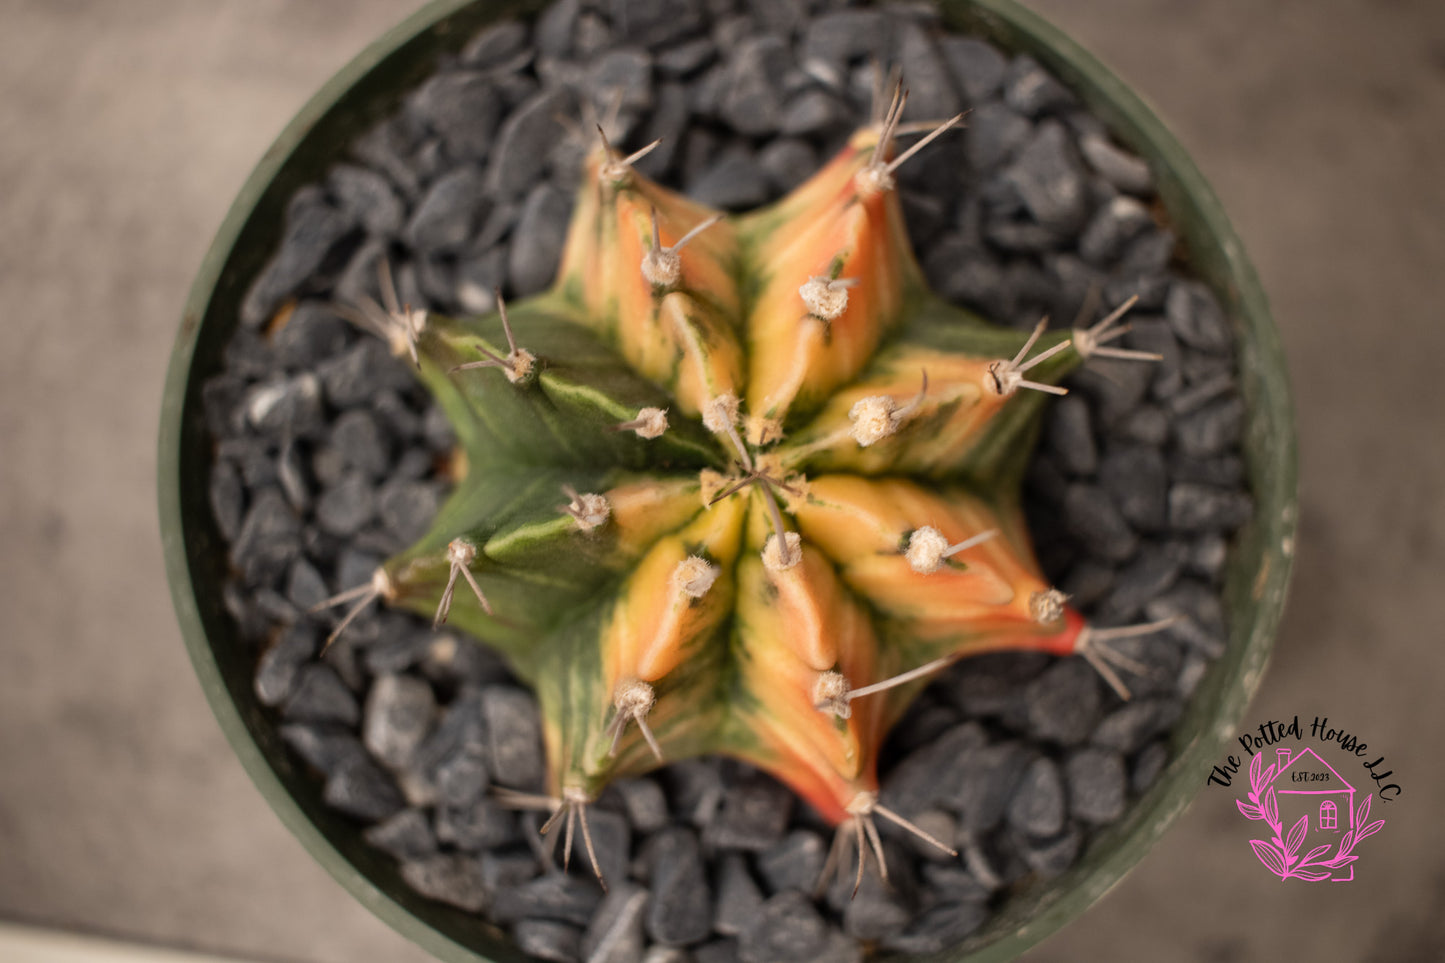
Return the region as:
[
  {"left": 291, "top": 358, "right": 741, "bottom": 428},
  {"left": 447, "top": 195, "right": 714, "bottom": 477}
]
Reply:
[{"left": 319, "top": 101, "right": 1163, "bottom": 888}]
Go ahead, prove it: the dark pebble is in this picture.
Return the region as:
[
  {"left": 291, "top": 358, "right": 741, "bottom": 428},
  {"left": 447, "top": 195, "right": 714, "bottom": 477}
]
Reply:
[
  {"left": 1114, "top": 405, "right": 1171, "bottom": 447},
  {"left": 801, "top": 10, "right": 886, "bottom": 73},
  {"left": 1092, "top": 698, "right": 1182, "bottom": 755},
  {"left": 488, "top": 89, "right": 571, "bottom": 198},
  {"left": 920, "top": 863, "right": 992, "bottom": 903},
  {"left": 582, "top": 882, "right": 648, "bottom": 963},
  {"left": 401, "top": 854, "right": 488, "bottom": 912},
  {"left": 893, "top": 21, "right": 961, "bottom": 120},
  {"left": 318, "top": 339, "right": 415, "bottom": 409},
  {"left": 1065, "top": 747, "right": 1127, "bottom": 824},
  {"left": 1169, "top": 452, "right": 1246, "bottom": 488},
  {"left": 330, "top": 409, "right": 392, "bottom": 479},
  {"left": 754, "top": 829, "right": 827, "bottom": 894},
  {"left": 461, "top": 20, "right": 528, "bottom": 66},
  {"left": 939, "top": 36, "right": 1006, "bottom": 104},
  {"left": 1132, "top": 741, "right": 1170, "bottom": 793},
  {"left": 757, "top": 138, "right": 817, "bottom": 193},
  {"left": 781, "top": 89, "right": 852, "bottom": 137},
  {"left": 363, "top": 808, "right": 438, "bottom": 861},
  {"left": 566, "top": 807, "right": 631, "bottom": 887},
  {"left": 1174, "top": 397, "right": 1245, "bottom": 458},
  {"left": 509, "top": 182, "right": 573, "bottom": 295},
  {"left": 514, "top": 919, "right": 582, "bottom": 963},
  {"left": 209, "top": 460, "right": 245, "bottom": 541},
  {"left": 721, "top": 35, "right": 790, "bottom": 136},
  {"left": 1003, "top": 120, "right": 1087, "bottom": 232},
  {"left": 493, "top": 873, "right": 604, "bottom": 926},
  {"left": 276, "top": 439, "right": 312, "bottom": 513},
  {"left": 241, "top": 188, "right": 353, "bottom": 327},
  {"left": 376, "top": 478, "right": 441, "bottom": 544},
  {"left": 363, "top": 673, "right": 436, "bottom": 769},
  {"left": 942, "top": 741, "right": 1032, "bottom": 834},
  {"left": 739, "top": 890, "right": 828, "bottom": 963},
  {"left": 646, "top": 827, "right": 712, "bottom": 945},
  {"left": 1168, "top": 483, "right": 1253, "bottom": 533},
  {"left": 280, "top": 723, "right": 368, "bottom": 777},
  {"left": 1100, "top": 539, "right": 1187, "bottom": 621},
  {"left": 283, "top": 556, "right": 329, "bottom": 612},
  {"left": 326, "top": 164, "right": 405, "bottom": 237},
  {"left": 1006, "top": 756, "right": 1066, "bottom": 838},
  {"left": 1188, "top": 534, "right": 1229, "bottom": 582},
  {"left": 324, "top": 753, "right": 405, "bottom": 821},
  {"left": 406, "top": 165, "right": 490, "bottom": 253},
  {"left": 1017, "top": 822, "right": 1081, "bottom": 878},
  {"left": 1145, "top": 580, "right": 1229, "bottom": 658},
  {"left": 436, "top": 798, "right": 519, "bottom": 851},
  {"left": 483, "top": 685, "right": 545, "bottom": 790},
  {"left": 315, "top": 473, "right": 376, "bottom": 537},
  {"left": 1063, "top": 482, "right": 1139, "bottom": 563},
  {"left": 1078, "top": 195, "right": 1151, "bottom": 266},
  {"left": 273, "top": 300, "right": 353, "bottom": 370},
  {"left": 664, "top": 758, "right": 724, "bottom": 827},
  {"left": 842, "top": 864, "right": 913, "bottom": 941},
  {"left": 283, "top": 663, "right": 361, "bottom": 726},
  {"left": 1045, "top": 395, "right": 1097, "bottom": 475},
  {"left": 689, "top": 148, "right": 771, "bottom": 210},
  {"left": 609, "top": 0, "right": 705, "bottom": 47},
  {"left": 658, "top": 36, "right": 717, "bottom": 76},
  {"left": 245, "top": 373, "right": 325, "bottom": 439},
  {"left": 1024, "top": 658, "right": 1103, "bottom": 746},
  {"left": 1059, "top": 559, "right": 1114, "bottom": 610},
  {"left": 615, "top": 777, "right": 670, "bottom": 833},
  {"left": 1080, "top": 132, "right": 1152, "bottom": 195},
  {"left": 880, "top": 722, "right": 988, "bottom": 816},
  {"left": 1002, "top": 54, "right": 1074, "bottom": 116},
  {"left": 713, "top": 853, "right": 764, "bottom": 936},
  {"left": 254, "top": 624, "right": 318, "bottom": 707},
  {"left": 705, "top": 775, "right": 794, "bottom": 851},
  {"left": 879, "top": 901, "right": 989, "bottom": 955},
  {"left": 1165, "top": 280, "right": 1232, "bottom": 354},
  {"left": 406, "top": 688, "right": 486, "bottom": 807},
  {"left": 695, "top": 939, "right": 740, "bottom": 963},
  {"left": 1069, "top": 356, "right": 1154, "bottom": 426}
]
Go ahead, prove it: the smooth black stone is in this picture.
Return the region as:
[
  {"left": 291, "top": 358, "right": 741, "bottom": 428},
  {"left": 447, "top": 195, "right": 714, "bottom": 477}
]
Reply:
[
  {"left": 614, "top": 777, "right": 670, "bottom": 833},
  {"left": 1117, "top": 228, "right": 1175, "bottom": 278},
  {"left": 514, "top": 919, "right": 582, "bottom": 963},
  {"left": 1092, "top": 698, "right": 1183, "bottom": 755},
  {"left": 364, "top": 807, "right": 439, "bottom": 861},
  {"left": 482, "top": 685, "right": 545, "bottom": 790},
  {"left": 282, "top": 663, "right": 361, "bottom": 726},
  {"left": 314, "top": 473, "right": 376, "bottom": 537},
  {"left": 352, "top": 113, "right": 426, "bottom": 200},
  {"left": 1168, "top": 483, "right": 1253, "bottom": 533},
  {"left": 880, "top": 697, "right": 960, "bottom": 757},
  {"left": 363, "top": 673, "right": 436, "bottom": 769},
  {"left": 209, "top": 460, "right": 245, "bottom": 542},
  {"left": 941, "top": 741, "right": 1033, "bottom": 833},
  {"left": 920, "top": 863, "right": 992, "bottom": 903},
  {"left": 880, "top": 722, "right": 988, "bottom": 815},
  {"left": 493, "top": 873, "right": 604, "bottom": 926},
  {"left": 201, "top": 372, "right": 246, "bottom": 440},
  {"left": 481, "top": 849, "right": 541, "bottom": 890},
  {"left": 754, "top": 829, "right": 826, "bottom": 894},
  {"left": 1169, "top": 452, "right": 1246, "bottom": 488},
  {"left": 254, "top": 624, "right": 318, "bottom": 707},
  {"left": 609, "top": 0, "right": 706, "bottom": 47},
  {"left": 720, "top": 35, "right": 790, "bottom": 135},
  {"left": 436, "top": 798, "right": 520, "bottom": 851},
  {"left": 565, "top": 807, "right": 631, "bottom": 887},
  {"left": 410, "top": 71, "right": 503, "bottom": 163},
  {"left": 1174, "top": 397, "right": 1245, "bottom": 459},
  {"left": 509, "top": 182, "right": 574, "bottom": 295},
  {"left": 1101, "top": 540, "right": 1187, "bottom": 621},
  {"left": 1132, "top": 741, "right": 1170, "bottom": 793},
  {"left": 705, "top": 775, "right": 794, "bottom": 851},
  {"left": 1080, "top": 132, "right": 1152, "bottom": 194},
  {"left": 739, "top": 891, "right": 828, "bottom": 963},
  {"left": 689, "top": 148, "right": 771, "bottom": 210},
  {"left": 646, "top": 828, "right": 713, "bottom": 946},
  {"left": 780, "top": 89, "right": 852, "bottom": 137},
  {"left": 582, "top": 882, "right": 648, "bottom": 963},
  {"left": 1003, "top": 120, "right": 1087, "bottom": 232},
  {"left": 275, "top": 439, "right": 312, "bottom": 513},
  {"left": 663, "top": 757, "right": 725, "bottom": 827},
  {"left": 591, "top": 47, "right": 655, "bottom": 112},
  {"left": 281, "top": 555, "right": 327, "bottom": 613},
  {"left": 1113, "top": 404, "right": 1171, "bottom": 447},
  {"left": 658, "top": 36, "right": 717, "bottom": 76},
  {"left": 401, "top": 854, "right": 488, "bottom": 912},
  {"left": 280, "top": 723, "right": 368, "bottom": 777},
  {"left": 1007, "top": 756, "right": 1066, "bottom": 838},
  {"left": 327, "top": 409, "right": 391, "bottom": 480},
  {"left": 1003, "top": 54, "right": 1075, "bottom": 116},
  {"left": 1024, "top": 659, "right": 1103, "bottom": 747},
  {"left": 757, "top": 138, "right": 817, "bottom": 193},
  {"left": 1016, "top": 822, "right": 1081, "bottom": 878},
  {"left": 1166, "top": 280, "right": 1232, "bottom": 354},
  {"left": 1065, "top": 747, "right": 1127, "bottom": 824},
  {"left": 1146, "top": 579, "right": 1229, "bottom": 658},
  {"left": 800, "top": 10, "right": 887, "bottom": 72},
  {"left": 241, "top": 187, "right": 354, "bottom": 327},
  {"left": 408, "top": 688, "right": 487, "bottom": 807},
  {"left": 534, "top": 0, "right": 579, "bottom": 57},
  {"left": 938, "top": 35, "right": 1006, "bottom": 103},
  {"left": 324, "top": 753, "right": 405, "bottom": 821},
  {"left": 405, "top": 165, "right": 490, "bottom": 253},
  {"left": 636, "top": 82, "right": 691, "bottom": 179},
  {"left": 1044, "top": 395, "right": 1098, "bottom": 475},
  {"left": 273, "top": 300, "right": 353, "bottom": 371},
  {"left": 318, "top": 339, "right": 415, "bottom": 409},
  {"left": 376, "top": 478, "right": 441, "bottom": 544},
  {"left": 327, "top": 164, "right": 406, "bottom": 237},
  {"left": 244, "top": 373, "right": 325, "bottom": 439},
  {"left": 1060, "top": 559, "right": 1114, "bottom": 611},
  {"left": 879, "top": 901, "right": 989, "bottom": 954},
  {"left": 695, "top": 939, "right": 740, "bottom": 963},
  {"left": 461, "top": 19, "right": 527, "bottom": 65},
  {"left": 1078, "top": 194, "right": 1151, "bottom": 265},
  {"left": 892, "top": 20, "right": 960, "bottom": 120},
  {"left": 231, "top": 487, "right": 301, "bottom": 586},
  {"left": 488, "top": 88, "right": 573, "bottom": 197},
  {"left": 713, "top": 853, "right": 764, "bottom": 937},
  {"left": 842, "top": 864, "right": 914, "bottom": 941},
  {"left": 1063, "top": 482, "right": 1139, "bottom": 563},
  {"left": 1187, "top": 534, "right": 1229, "bottom": 583}
]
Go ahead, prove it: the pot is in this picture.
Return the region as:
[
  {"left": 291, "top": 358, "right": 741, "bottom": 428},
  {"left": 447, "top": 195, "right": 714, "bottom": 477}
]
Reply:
[{"left": 158, "top": 0, "right": 1296, "bottom": 959}]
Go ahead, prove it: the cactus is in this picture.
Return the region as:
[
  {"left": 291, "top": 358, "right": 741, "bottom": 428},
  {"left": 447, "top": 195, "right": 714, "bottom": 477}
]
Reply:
[{"left": 316, "top": 88, "right": 1167, "bottom": 890}]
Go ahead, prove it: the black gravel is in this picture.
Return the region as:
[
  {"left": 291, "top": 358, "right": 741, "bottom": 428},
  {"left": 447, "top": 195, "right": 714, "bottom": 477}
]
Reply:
[{"left": 203, "top": 0, "right": 1254, "bottom": 958}]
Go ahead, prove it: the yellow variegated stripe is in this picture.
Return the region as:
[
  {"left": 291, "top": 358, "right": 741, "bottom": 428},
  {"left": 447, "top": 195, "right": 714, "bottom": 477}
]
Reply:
[
  {"left": 601, "top": 494, "right": 746, "bottom": 691},
  {"left": 606, "top": 477, "right": 706, "bottom": 557}
]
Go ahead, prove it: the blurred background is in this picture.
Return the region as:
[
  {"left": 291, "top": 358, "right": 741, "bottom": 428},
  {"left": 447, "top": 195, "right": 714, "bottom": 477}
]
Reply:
[{"left": 1, "top": 0, "right": 1442, "bottom": 961}]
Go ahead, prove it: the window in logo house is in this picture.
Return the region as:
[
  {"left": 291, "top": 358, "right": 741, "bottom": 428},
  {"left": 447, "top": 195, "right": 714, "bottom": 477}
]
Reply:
[{"left": 1320, "top": 800, "right": 1338, "bottom": 831}]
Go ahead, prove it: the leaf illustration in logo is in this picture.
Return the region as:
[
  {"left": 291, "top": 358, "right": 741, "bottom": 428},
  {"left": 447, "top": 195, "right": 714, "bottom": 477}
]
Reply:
[
  {"left": 1263, "top": 785, "right": 1280, "bottom": 827},
  {"left": 1357, "top": 819, "right": 1384, "bottom": 844},
  {"left": 1293, "top": 868, "right": 1333, "bottom": 882},
  {"left": 1249, "top": 752, "right": 1264, "bottom": 791},
  {"left": 1301, "top": 843, "right": 1332, "bottom": 865},
  {"left": 1354, "top": 793, "right": 1372, "bottom": 830},
  {"left": 1285, "top": 814, "right": 1308, "bottom": 860},
  {"left": 1236, "top": 799, "right": 1264, "bottom": 820},
  {"left": 1250, "top": 838, "right": 1288, "bottom": 878}
]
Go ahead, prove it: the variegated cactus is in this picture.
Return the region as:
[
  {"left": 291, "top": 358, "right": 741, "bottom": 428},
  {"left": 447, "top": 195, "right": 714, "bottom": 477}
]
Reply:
[{"left": 318, "top": 89, "right": 1166, "bottom": 890}]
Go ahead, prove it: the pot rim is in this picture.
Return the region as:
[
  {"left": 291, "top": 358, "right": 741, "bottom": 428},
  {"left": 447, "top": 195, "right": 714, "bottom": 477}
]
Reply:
[{"left": 158, "top": 1, "right": 1297, "bottom": 961}]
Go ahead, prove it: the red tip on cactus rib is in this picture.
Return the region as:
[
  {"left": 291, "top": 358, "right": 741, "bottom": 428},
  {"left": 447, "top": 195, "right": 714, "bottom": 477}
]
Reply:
[{"left": 316, "top": 79, "right": 1167, "bottom": 892}]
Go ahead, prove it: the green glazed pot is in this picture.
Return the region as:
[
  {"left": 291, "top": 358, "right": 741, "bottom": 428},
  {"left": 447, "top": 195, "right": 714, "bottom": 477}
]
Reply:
[{"left": 158, "top": 1, "right": 1296, "bottom": 960}]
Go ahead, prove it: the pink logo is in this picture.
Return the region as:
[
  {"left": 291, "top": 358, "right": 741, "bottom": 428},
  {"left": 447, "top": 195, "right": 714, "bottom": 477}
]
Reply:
[{"left": 1235, "top": 746, "right": 1384, "bottom": 881}]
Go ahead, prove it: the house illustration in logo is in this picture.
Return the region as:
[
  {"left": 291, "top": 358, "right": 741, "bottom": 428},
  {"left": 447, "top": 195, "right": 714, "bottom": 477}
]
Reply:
[{"left": 1267, "top": 746, "right": 1357, "bottom": 881}]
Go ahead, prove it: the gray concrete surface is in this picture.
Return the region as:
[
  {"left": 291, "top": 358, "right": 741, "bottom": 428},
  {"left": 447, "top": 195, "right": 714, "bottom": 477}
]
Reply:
[{"left": 1, "top": 1, "right": 1441, "bottom": 961}]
